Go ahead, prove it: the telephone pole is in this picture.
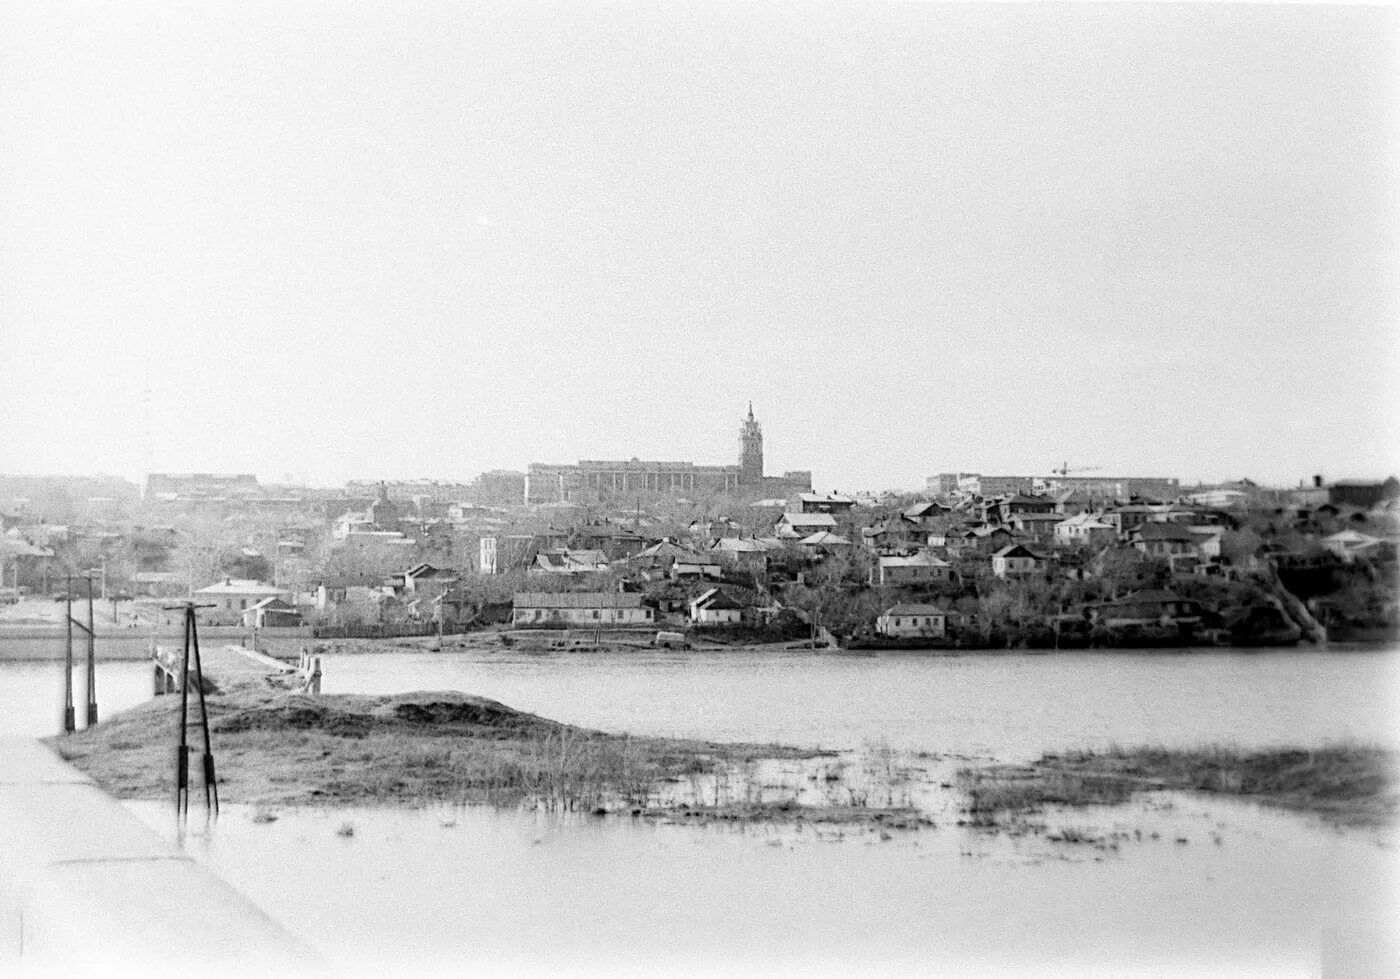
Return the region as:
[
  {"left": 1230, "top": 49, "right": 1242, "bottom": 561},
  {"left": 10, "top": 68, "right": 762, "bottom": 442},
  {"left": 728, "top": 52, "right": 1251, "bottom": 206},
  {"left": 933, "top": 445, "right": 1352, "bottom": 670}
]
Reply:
[
  {"left": 60, "top": 574, "right": 99, "bottom": 732},
  {"left": 165, "top": 601, "right": 220, "bottom": 816}
]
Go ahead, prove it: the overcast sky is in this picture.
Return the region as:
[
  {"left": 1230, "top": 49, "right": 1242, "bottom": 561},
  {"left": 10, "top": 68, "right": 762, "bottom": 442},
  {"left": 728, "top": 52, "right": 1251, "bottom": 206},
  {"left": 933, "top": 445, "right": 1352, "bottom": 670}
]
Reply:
[{"left": 2, "top": 1, "right": 1396, "bottom": 492}]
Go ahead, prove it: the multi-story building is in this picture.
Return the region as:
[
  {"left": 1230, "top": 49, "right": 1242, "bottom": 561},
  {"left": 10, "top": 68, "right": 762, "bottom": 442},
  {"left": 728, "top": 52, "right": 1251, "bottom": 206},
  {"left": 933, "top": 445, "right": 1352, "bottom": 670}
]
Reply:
[
  {"left": 927, "top": 471, "right": 1180, "bottom": 502},
  {"left": 525, "top": 406, "right": 812, "bottom": 504},
  {"left": 1044, "top": 476, "right": 1181, "bottom": 501},
  {"left": 144, "top": 473, "right": 263, "bottom": 501}
]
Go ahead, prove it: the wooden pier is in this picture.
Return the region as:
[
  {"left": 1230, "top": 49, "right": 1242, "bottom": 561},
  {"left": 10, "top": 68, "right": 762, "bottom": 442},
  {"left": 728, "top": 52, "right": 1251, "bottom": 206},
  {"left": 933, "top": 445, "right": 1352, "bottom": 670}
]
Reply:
[{"left": 151, "top": 643, "right": 319, "bottom": 694}]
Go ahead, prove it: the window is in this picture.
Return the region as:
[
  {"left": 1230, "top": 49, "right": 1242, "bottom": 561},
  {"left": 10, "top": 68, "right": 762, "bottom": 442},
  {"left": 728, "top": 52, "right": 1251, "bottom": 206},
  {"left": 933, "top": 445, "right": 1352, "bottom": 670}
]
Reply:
[
  {"left": 240, "top": 599, "right": 247, "bottom": 610},
  {"left": 592, "top": 610, "right": 600, "bottom": 619}
]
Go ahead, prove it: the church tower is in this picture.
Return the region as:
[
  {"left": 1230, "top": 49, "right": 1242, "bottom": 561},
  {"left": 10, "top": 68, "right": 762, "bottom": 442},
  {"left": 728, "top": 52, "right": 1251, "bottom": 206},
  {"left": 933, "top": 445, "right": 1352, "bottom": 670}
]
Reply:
[{"left": 739, "top": 403, "right": 764, "bottom": 485}]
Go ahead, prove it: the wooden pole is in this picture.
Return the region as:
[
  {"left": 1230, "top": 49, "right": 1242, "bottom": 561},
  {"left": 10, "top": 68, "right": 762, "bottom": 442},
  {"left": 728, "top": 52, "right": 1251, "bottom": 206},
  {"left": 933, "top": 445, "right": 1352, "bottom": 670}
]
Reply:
[
  {"left": 85, "top": 575, "right": 98, "bottom": 725},
  {"left": 189, "top": 610, "right": 218, "bottom": 814},
  {"left": 176, "top": 606, "right": 191, "bottom": 816},
  {"left": 62, "top": 578, "right": 75, "bottom": 734}
]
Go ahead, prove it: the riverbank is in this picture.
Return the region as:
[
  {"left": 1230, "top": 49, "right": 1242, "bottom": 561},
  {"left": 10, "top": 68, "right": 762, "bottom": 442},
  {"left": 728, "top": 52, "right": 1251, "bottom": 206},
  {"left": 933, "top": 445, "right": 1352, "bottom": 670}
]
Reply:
[
  {"left": 6, "top": 624, "right": 1397, "bottom": 662},
  {"left": 958, "top": 744, "right": 1398, "bottom": 828}
]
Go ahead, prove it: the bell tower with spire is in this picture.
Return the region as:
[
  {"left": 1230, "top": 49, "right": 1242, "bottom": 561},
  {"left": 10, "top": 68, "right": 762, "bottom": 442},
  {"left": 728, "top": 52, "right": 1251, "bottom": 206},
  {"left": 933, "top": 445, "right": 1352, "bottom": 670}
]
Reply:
[{"left": 739, "top": 403, "right": 764, "bottom": 485}]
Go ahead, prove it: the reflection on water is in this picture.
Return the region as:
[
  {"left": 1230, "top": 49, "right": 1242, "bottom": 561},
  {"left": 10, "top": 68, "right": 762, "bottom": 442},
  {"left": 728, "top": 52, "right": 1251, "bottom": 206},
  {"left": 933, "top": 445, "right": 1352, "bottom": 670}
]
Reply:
[
  {"left": 124, "top": 793, "right": 1398, "bottom": 976},
  {"left": 0, "top": 660, "right": 155, "bottom": 738}
]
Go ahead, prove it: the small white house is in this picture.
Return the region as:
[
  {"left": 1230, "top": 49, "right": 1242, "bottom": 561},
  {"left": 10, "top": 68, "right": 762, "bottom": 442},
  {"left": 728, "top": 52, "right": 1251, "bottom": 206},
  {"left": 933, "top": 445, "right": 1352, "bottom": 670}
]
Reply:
[
  {"left": 688, "top": 588, "right": 744, "bottom": 626},
  {"left": 1321, "top": 529, "right": 1384, "bottom": 562},
  {"left": 240, "top": 597, "right": 303, "bottom": 629},
  {"left": 991, "top": 544, "right": 1044, "bottom": 579},
  {"left": 512, "top": 592, "right": 654, "bottom": 628},
  {"left": 193, "top": 578, "right": 288, "bottom": 624},
  {"left": 876, "top": 603, "right": 946, "bottom": 639}
]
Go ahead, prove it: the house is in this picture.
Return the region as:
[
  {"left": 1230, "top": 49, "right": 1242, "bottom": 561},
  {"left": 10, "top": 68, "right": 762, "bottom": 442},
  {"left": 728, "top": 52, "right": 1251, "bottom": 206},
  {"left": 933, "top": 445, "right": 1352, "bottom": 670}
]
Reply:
[
  {"left": 626, "top": 539, "right": 714, "bottom": 574},
  {"left": 1321, "top": 529, "right": 1385, "bottom": 563},
  {"left": 1091, "top": 589, "right": 1203, "bottom": 629},
  {"left": 1103, "top": 504, "right": 1157, "bottom": 536},
  {"left": 1188, "top": 525, "right": 1225, "bottom": 560},
  {"left": 315, "top": 574, "right": 389, "bottom": 613},
  {"left": 1054, "top": 513, "right": 1117, "bottom": 549},
  {"left": 798, "top": 531, "right": 852, "bottom": 556},
  {"left": 130, "top": 571, "right": 184, "bottom": 598},
  {"left": 398, "top": 563, "right": 450, "bottom": 594},
  {"left": 797, "top": 492, "right": 857, "bottom": 515},
  {"left": 873, "top": 551, "right": 952, "bottom": 586},
  {"left": 861, "top": 518, "right": 925, "bottom": 550},
  {"left": 1007, "top": 511, "right": 1064, "bottom": 543},
  {"left": 709, "top": 537, "right": 773, "bottom": 574},
  {"left": 511, "top": 592, "right": 654, "bottom": 628},
  {"left": 533, "top": 549, "right": 610, "bottom": 574},
  {"left": 939, "top": 525, "right": 980, "bottom": 553},
  {"left": 875, "top": 603, "right": 946, "bottom": 639},
  {"left": 970, "top": 525, "right": 1018, "bottom": 554},
  {"left": 991, "top": 543, "right": 1045, "bottom": 578},
  {"left": 671, "top": 556, "right": 723, "bottom": 579},
  {"left": 192, "top": 578, "right": 288, "bottom": 624},
  {"left": 329, "top": 585, "right": 394, "bottom": 625},
  {"left": 1185, "top": 489, "right": 1249, "bottom": 509},
  {"left": 240, "top": 597, "right": 303, "bottom": 629},
  {"left": 688, "top": 587, "right": 745, "bottom": 626},
  {"left": 1129, "top": 522, "right": 1201, "bottom": 570},
  {"left": 775, "top": 512, "right": 838, "bottom": 540},
  {"left": 686, "top": 517, "right": 749, "bottom": 541},
  {"left": 571, "top": 522, "right": 650, "bottom": 561},
  {"left": 998, "top": 494, "right": 1057, "bottom": 522},
  {"left": 901, "top": 501, "right": 953, "bottom": 529},
  {"left": 1053, "top": 489, "right": 1096, "bottom": 516}
]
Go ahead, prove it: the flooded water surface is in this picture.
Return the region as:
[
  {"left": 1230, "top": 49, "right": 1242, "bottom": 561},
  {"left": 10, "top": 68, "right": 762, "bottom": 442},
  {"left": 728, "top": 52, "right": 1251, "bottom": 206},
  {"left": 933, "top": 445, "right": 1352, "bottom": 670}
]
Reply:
[{"left": 321, "top": 645, "right": 1400, "bottom": 757}]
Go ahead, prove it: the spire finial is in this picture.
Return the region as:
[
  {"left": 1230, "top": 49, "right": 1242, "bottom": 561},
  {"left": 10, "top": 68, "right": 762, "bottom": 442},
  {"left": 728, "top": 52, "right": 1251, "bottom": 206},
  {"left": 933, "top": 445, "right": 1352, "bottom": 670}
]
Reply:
[{"left": 747, "top": 402, "right": 754, "bottom": 421}]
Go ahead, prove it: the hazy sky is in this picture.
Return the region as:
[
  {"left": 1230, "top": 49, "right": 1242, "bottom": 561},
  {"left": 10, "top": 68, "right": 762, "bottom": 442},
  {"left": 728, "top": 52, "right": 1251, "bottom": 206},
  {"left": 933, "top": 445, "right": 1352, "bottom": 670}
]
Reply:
[{"left": 2, "top": 1, "right": 1396, "bottom": 491}]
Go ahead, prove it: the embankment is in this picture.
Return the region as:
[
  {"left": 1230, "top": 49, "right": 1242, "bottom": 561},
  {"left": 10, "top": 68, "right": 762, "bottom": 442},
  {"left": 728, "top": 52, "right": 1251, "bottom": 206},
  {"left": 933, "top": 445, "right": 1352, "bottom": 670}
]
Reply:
[{"left": 45, "top": 673, "right": 817, "bottom": 811}]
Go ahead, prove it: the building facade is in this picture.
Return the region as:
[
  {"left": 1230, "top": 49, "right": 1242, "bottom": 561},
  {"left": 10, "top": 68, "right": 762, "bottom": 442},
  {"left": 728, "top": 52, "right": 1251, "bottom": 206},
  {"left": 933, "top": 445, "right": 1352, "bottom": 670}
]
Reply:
[
  {"left": 927, "top": 472, "right": 1180, "bottom": 501},
  {"left": 525, "top": 406, "right": 812, "bottom": 503}
]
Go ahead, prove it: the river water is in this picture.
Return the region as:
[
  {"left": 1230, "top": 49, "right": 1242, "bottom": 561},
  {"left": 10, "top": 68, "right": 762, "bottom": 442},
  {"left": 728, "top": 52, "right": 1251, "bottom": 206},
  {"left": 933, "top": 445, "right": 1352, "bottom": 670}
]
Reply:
[{"left": 4, "top": 646, "right": 1399, "bottom": 975}]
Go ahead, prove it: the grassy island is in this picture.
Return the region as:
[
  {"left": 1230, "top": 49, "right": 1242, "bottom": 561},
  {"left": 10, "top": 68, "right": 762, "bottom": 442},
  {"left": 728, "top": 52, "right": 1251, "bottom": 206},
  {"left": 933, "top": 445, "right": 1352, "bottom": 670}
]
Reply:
[
  {"left": 44, "top": 674, "right": 838, "bottom": 816},
  {"left": 959, "top": 744, "right": 1398, "bottom": 827}
]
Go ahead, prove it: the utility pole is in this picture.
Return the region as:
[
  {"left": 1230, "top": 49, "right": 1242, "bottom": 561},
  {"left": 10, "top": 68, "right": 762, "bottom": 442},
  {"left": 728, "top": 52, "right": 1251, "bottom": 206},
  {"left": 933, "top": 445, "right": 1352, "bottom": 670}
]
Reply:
[
  {"left": 85, "top": 574, "right": 97, "bottom": 725},
  {"left": 61, "top": 574, "right": 99, "bottom": 732},
  {"left": 165, "top": 602, "right": 219, "bottom": 817},
  {"left": 63, "top": 580, "right": 75, "bottom": 734}
]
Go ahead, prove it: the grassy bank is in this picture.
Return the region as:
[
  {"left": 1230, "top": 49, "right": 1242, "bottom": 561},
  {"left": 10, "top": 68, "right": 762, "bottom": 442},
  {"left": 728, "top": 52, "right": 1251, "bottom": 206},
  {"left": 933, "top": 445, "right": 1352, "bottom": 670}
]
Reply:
[
  {"left": 44, "top": 674, "right": 823, "bottom": 813},
  {"left": 959, "top": 744, "right": 1397, "bottom": 827}
]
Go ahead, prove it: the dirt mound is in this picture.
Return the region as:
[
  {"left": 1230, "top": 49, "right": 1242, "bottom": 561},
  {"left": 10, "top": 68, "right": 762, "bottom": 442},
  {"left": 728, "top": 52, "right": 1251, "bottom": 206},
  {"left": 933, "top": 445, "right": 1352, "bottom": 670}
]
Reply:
[
  {"left": 213, "top": 695, "right": 373, "bottom": 738},
  {"left": 203, "top": 689, "right": 547, "bottom": 738},
  {"left": 369, "top": 691, "right": 549, "bottom": 730}
]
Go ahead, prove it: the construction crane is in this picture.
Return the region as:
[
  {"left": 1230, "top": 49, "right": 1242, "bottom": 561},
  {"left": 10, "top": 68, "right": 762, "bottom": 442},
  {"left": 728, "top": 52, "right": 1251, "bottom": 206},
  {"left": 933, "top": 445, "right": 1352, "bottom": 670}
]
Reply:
[{"left": 1052, "top": 462, "right": 1101, "bottom": 477}]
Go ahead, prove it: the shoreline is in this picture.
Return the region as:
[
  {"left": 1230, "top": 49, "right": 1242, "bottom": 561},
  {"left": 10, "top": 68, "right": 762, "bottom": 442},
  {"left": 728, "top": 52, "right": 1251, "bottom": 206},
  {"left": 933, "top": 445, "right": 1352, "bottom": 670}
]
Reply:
[{"left": 4, "top": 632, "right": 1397, "bottom": 662}]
